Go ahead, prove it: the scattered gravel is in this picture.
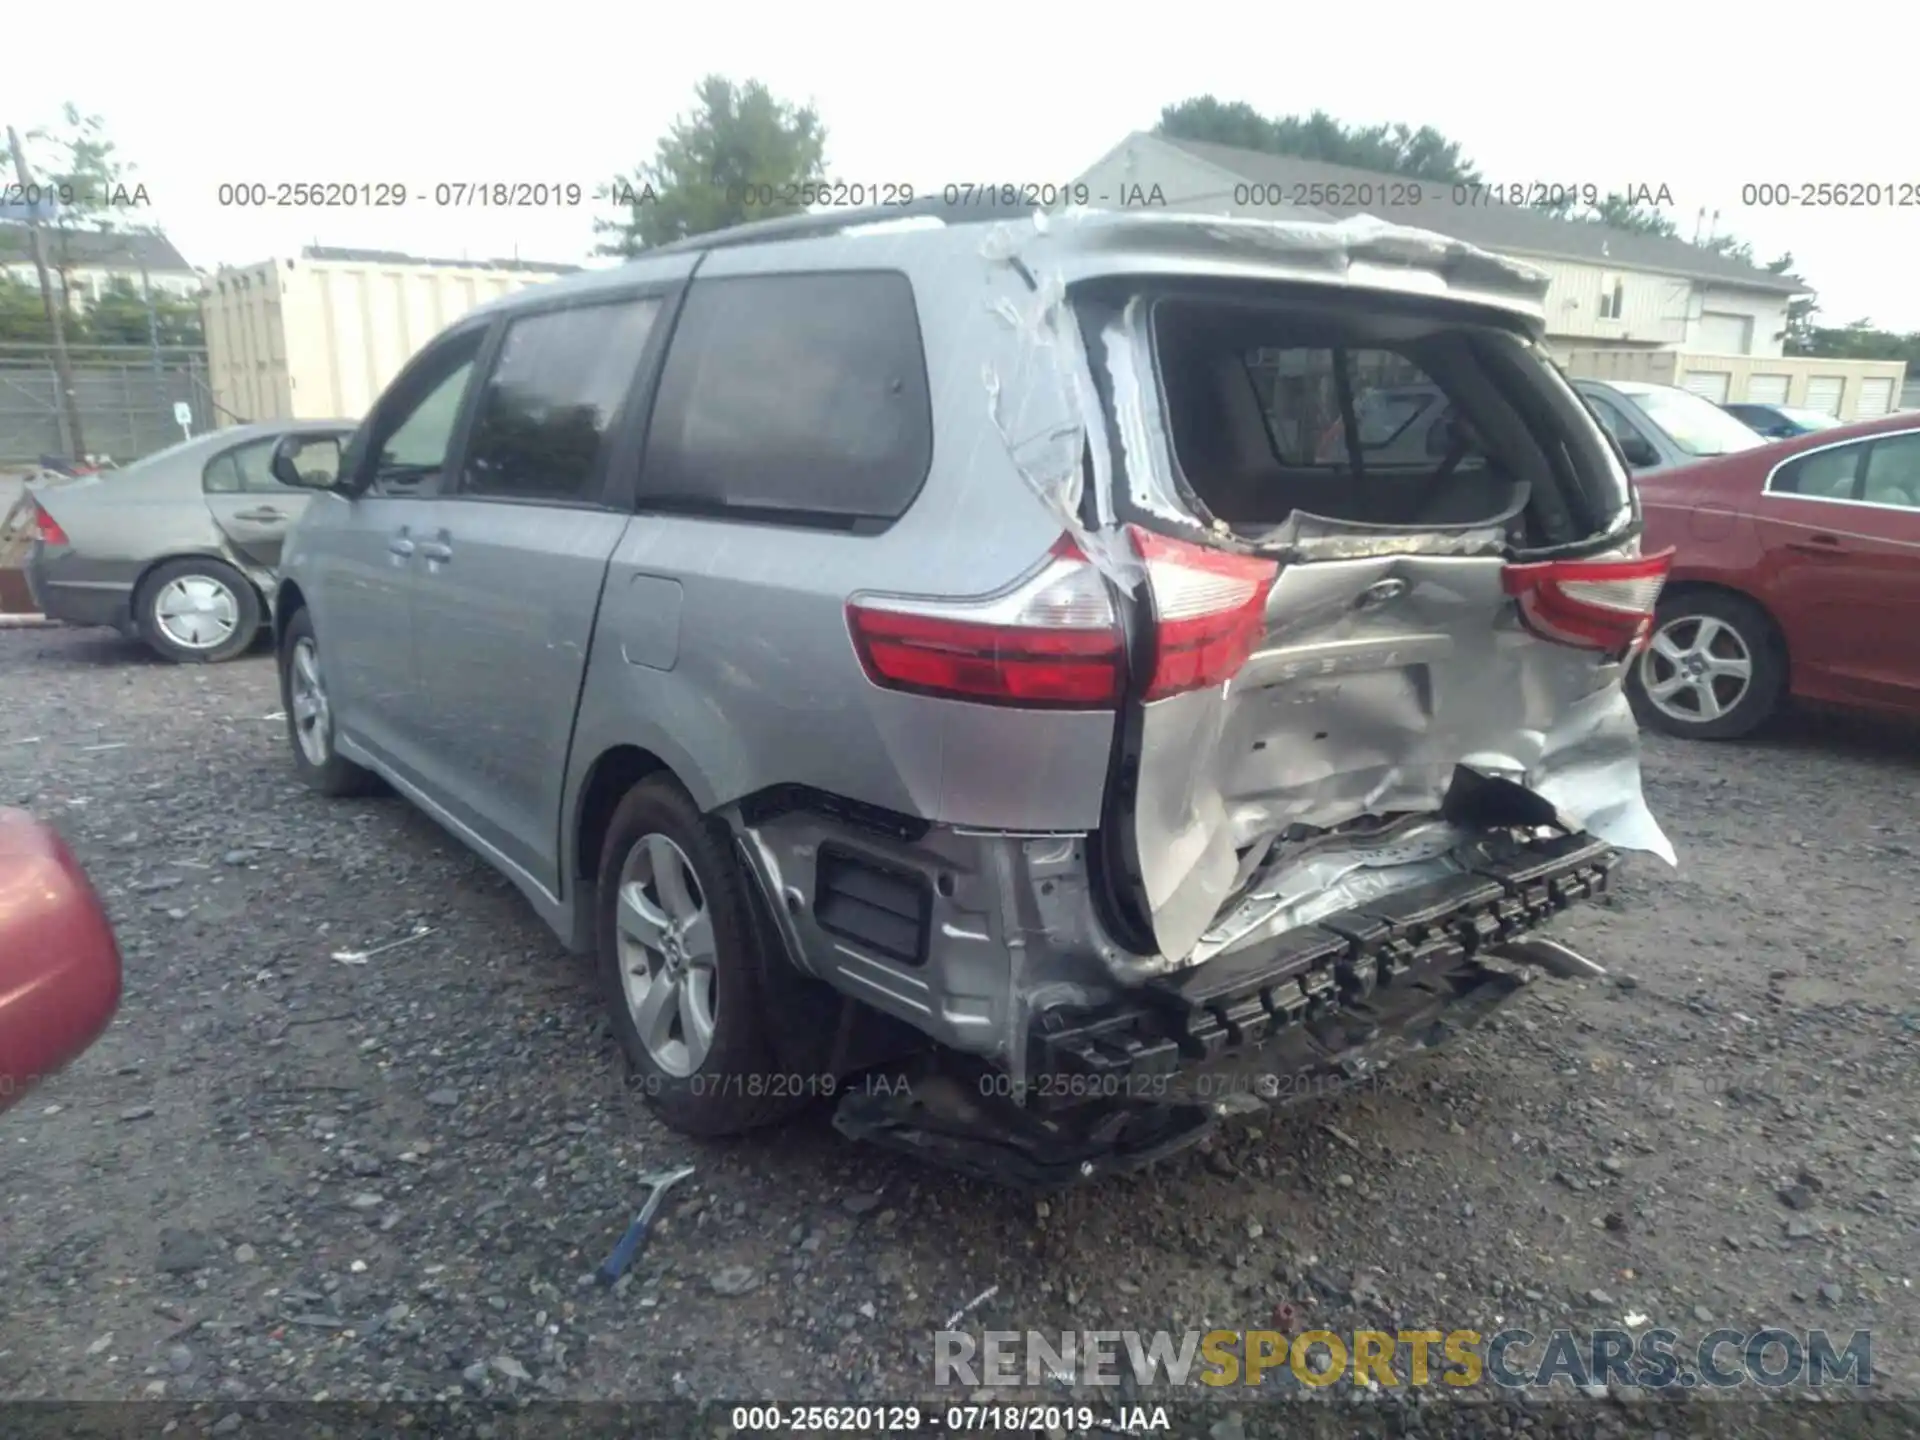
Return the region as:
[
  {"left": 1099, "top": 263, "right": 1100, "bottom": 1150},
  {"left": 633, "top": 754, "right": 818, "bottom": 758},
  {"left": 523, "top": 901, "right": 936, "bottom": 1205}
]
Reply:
[{"left": 4, "top": 627, "right": 1919, "bottom": 1426}]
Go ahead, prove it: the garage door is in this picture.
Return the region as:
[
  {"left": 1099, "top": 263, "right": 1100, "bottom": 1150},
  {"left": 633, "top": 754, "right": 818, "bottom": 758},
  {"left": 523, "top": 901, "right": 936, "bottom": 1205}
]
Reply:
[
  {"left": 1856, "top": 376, "right": 1896, "bottom": 418},
  {"left": 1805, "top": 376, "right": 1845, "bottom": 415},
  {"left": 1697, "top": 312, "right": 1754, "bottom": 354},
  {"left": 1683, "top": 371, "right": 1733, "bottom": 404},
  {"left": 1745, "top": 374, "right": 1791, "bottom": 405}
]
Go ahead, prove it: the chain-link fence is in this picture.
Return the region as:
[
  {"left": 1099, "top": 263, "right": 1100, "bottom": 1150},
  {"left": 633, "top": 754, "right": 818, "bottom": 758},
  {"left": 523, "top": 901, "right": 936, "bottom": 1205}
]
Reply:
[{"left": 0, "top": 344, "right": 229, "bottom": 464}]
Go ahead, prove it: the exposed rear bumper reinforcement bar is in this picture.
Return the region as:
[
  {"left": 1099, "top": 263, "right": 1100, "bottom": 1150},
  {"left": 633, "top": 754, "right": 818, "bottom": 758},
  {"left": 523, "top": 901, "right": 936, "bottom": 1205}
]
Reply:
[
  {"left": 834, "top": 831, "right": 1614, "bottom": 1187},
  {"left": 1029, "top": 830, "right": 1616, "bottom": 1102}
]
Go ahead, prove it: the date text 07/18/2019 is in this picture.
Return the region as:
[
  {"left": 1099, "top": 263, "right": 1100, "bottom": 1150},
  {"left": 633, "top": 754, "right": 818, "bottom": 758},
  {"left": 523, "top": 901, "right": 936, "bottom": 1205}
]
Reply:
[{"left": 204, "top": 178, "right": 1192, "bottom": 211}]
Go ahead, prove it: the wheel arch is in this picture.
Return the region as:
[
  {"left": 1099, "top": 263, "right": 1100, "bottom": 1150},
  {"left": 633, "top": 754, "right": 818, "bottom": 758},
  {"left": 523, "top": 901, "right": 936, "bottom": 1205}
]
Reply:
[
  {"left": 272, "top": 577, "right": 308, "bottom": 649},
  {"left": 570, "top": 744, "right": 675, "bottom": 892},
  {"left": 131, "top": 548, "right": 270, "bottom": 623}
]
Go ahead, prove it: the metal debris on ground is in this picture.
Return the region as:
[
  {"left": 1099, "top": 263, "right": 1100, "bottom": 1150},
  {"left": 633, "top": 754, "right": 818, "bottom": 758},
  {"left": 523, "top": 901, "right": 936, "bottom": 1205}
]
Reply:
[
  {"left": 331, "top": 925, "right": 436, "bottom": 965},
  {"left": 944, "top": 1283, "right": 999, "bottom": 1329},
  {"left": 596, "top": 1162, "right": 697, "bottom": 1286}
]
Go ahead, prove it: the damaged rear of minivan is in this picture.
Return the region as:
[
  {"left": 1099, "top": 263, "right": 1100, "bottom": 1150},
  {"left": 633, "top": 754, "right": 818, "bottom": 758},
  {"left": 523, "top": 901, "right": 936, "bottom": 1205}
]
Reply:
[{"left": 834, "top": 214, "right": 1675, "bottom": 1184}]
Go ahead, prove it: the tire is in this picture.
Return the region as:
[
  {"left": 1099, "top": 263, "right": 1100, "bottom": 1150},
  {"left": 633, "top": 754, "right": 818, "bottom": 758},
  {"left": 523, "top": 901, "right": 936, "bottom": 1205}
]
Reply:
[
  {"left": 595, "top": 775, "right": 810, "bottom": 1136},
  {"left": 135, "top": 556, "right": 261, "bottom": 664},
  {"left": 1628, "top": 590, "right": 1786, "bottom": 740},
  {"left": 277, "top": 607, "right": 384, "bottom": 797}
]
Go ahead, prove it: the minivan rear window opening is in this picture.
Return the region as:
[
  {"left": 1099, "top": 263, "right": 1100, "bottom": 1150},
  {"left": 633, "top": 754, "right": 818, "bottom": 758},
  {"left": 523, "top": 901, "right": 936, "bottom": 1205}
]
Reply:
[{"left": 1089, "top": 287, "right": 1634, "bottom": 556}]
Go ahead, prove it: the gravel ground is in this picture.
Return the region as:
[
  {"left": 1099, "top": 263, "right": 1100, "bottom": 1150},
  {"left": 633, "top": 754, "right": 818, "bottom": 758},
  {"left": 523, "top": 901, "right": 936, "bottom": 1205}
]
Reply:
[{"left": 3, "top": 626, "right": 1917, "bottom": 1436}]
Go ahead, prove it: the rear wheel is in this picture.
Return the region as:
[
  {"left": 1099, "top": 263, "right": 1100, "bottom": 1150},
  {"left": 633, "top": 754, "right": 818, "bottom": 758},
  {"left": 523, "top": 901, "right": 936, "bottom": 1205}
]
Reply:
[
  {"left": 595, "top": 776, "right": 809, "bottom": 1136},
  {"left": 135, "top": 556, "right": 260, "bottom": 663},
  {"left": 1628, "top": 591, "right": 1786, "bottom": 739}
]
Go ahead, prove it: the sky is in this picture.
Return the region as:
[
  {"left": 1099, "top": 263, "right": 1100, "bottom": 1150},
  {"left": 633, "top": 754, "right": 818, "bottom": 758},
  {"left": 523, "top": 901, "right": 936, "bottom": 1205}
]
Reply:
[{"left": 9, "top": 0, "right": 1918, "bottom": 331}]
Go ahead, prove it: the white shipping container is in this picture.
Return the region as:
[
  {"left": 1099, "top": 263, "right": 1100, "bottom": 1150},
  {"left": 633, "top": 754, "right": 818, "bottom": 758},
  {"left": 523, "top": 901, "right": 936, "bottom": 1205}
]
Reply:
[{"left": 200, "top": 252, "right": 577, "bottom": 423}]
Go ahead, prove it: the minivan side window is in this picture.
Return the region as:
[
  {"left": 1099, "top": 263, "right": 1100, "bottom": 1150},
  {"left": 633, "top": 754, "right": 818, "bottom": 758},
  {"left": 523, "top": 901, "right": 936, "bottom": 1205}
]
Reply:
[
  {"left": 362, "top": 328, "right": 486, "bottom": 495},
  {"left": 639, "top": 272, "right": 933, "bottom": 525},
  {"left": 459, "top": 298, "right": 663, "bottom": 502}
]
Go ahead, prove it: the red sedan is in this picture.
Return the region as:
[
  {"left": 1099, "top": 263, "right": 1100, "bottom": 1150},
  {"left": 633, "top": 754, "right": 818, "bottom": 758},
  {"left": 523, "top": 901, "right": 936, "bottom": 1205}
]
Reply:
[{"left": 1629, "top": 410, "right": 1920, "bottom": 737}]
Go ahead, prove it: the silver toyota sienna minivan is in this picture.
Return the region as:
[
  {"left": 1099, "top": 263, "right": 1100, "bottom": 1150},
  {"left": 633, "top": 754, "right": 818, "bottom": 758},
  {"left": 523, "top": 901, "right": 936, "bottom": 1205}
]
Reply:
[{"left": 265, "top": 199, "right": 1675, "bottom": 1185}]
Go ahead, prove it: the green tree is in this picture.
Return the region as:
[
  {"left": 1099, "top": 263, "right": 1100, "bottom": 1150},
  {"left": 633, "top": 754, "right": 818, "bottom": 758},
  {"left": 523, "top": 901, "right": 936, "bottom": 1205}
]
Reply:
[
  {"left": 76, "top": 277, "right": 203, "bottom": 348},
  {"left": 1751, "top": 252, "right": 1821, "bottom": 353},
  {"left": 1532, "top": 189, "right": 1680, "bottom": 237},
  {"left": 595, "top": 77, "right": 828, "bottom": 256},
  {"left": 1790, "top": 317, "right": 1920, "bottom": 367},
  {"left": 20, "top": 105, "right": 157, "bottom": 318},
  {"left": 0, "top": 273, "right": 54, "bottom": 343},
  {"left": 1156, "top": 98, "right": 1482, "bottom": 184}
]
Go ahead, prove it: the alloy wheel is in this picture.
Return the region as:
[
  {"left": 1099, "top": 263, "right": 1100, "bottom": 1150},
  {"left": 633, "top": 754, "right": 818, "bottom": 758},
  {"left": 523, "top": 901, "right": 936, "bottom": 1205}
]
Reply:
[
  {"left": 614, "top": 832, "right": 717, "bottom": 1078},
  {"left": 1639, "top": 613, "right": 1754, "bottom": 725},
  {"left": 288, "top": 636, "right": 333, "bottom": 766}
]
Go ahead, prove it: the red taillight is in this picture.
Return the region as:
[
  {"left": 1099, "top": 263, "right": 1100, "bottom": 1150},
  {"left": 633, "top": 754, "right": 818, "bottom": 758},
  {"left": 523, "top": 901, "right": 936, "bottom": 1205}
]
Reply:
[
  {"left": 846, "top": 537, "right": 1124, "bottom": 708},
  {"left": 32, "top": 501, "right": 70, "bottom": 547},
  {"left": 1502, "top": 548, "right": 1673, "bottom": 654},
  {"left": 1129, "top": 525, "right": 1279, "bottom": 701}
]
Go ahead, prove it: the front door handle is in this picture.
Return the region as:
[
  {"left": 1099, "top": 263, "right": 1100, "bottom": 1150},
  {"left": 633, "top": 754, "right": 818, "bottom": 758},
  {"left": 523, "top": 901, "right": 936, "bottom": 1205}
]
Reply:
[
  {"left": 388, "top": 536, "right": 416, "bottom": 558},
  {"left": 417, "top": 540, "right": 452, "bottom": 563},
  {"left": 233, "top": 507, "right": 285, "bottom": 522}
]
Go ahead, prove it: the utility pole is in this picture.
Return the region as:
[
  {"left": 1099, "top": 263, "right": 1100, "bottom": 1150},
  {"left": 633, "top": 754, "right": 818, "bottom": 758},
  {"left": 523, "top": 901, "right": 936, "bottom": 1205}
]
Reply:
[
  {"left": 138, "top": 256, "right": 162, "bottom": 378},
  {"left": 6, "top": 124, "right": 87, "bottom": 460}
]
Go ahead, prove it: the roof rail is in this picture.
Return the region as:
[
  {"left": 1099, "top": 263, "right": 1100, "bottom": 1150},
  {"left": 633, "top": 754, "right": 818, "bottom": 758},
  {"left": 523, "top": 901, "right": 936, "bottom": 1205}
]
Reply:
[{"left": 648, "top": 192, "right": 1049, "bottom": 255}]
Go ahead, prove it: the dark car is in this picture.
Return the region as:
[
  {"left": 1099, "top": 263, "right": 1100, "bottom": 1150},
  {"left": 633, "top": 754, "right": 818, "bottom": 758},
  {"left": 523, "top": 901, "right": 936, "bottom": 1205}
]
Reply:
[
  {"left": 1721, "top": 402, "right": 1846, "bottom": 441},
  {"left": 1629, "top": 412, "right": 1920, "bottom": 737}
]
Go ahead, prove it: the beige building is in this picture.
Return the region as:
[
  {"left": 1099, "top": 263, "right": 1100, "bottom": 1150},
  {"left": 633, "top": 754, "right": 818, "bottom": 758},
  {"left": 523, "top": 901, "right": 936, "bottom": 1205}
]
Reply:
[
  {"left": 200, "top": 247, "right": 580, "bottom": 423},
  {"left": 1075, "top": 133, "right": 1905, "bottom": 419}
]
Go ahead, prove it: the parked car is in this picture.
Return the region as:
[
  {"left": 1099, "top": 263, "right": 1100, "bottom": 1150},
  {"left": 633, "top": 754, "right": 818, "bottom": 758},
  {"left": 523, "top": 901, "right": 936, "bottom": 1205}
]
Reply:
[
  {"left": 0, "top": 809, "right": 122, "bottom": 1117},
  {"left": 1720, "top": 402, "right": 1845, "bottom": 440},
  {"left": 1318, "top": 377, "right": 1766, "bottom": 477},
  {"left": 25, "top": 419, "right": 356, "bottom": 662},
  {"left": 1629, "top": 411, "right": 1920, "bottom": 737},
  {"left": 264, "top": 202, "right": 1675, "bottom": 1184}
]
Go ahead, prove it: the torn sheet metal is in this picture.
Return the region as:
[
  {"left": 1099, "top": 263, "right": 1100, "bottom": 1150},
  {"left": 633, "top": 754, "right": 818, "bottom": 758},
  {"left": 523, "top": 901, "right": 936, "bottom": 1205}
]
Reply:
[
  {"left": 736, "top": 810, "right": 1131, "bottom": 1085},
  {"left": 1099, "top": 303, "right": 1199, "bottom": 528},
  {"left": 788, "top": 206, "right": 1677, "bottom": 1051},
  {"left": 1129, "top": 551, "right": 1676, "bottom": 961},
  {"left": 1241, "top": 505, "right": 1522, "bottom": 563},
  {"left": 1192, "top": 817, "right": 1474, "bottom": 965},
  {"left": 970, "top": 210, "right": 1673, "bottom": 963},
  {"left": 1093, "top": 296, "right": 1223, "bottom": 532},
  {"left": 971, "top": 206, "right": 1555, "bottom": 562},
  {"left": 976, "top": 212, "right": 1141, "bottom": 590}
]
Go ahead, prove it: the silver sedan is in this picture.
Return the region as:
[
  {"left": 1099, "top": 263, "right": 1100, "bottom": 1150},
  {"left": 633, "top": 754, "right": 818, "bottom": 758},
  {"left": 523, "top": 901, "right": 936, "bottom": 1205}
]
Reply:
[{"left": 24, "top": 420, "right": 355, "bottom": 663}]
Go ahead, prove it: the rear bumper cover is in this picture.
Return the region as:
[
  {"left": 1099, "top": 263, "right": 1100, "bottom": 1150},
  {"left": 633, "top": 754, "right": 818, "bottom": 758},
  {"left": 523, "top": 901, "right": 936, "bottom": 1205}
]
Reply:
[
  {"left": 1027, "top": 830, "right": 1614, "bottom": 1100},
  {"left": 25, "top": 545, "right": 135, "bottom": 630}
]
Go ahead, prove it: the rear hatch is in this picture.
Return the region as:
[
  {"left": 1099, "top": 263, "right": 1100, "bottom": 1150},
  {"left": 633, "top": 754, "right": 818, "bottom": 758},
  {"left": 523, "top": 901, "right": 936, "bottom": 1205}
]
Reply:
[{"left": 1071, "top": 278, "right": 1675, "bottom": 961}]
